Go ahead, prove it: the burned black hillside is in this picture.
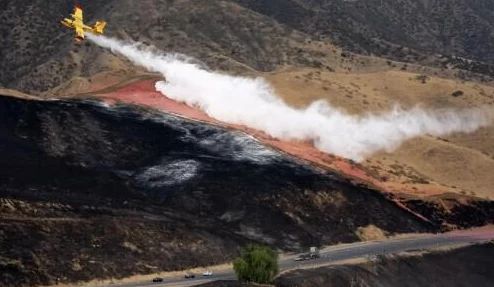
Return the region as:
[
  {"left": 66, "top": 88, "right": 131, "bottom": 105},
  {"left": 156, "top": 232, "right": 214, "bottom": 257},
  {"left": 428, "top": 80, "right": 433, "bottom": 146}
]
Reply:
[{"left": 0, "top": 95, "right": 432, "bottom": 286}]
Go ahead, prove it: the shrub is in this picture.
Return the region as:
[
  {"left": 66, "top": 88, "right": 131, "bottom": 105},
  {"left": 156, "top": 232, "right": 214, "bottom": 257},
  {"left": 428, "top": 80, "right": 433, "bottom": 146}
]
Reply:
[
  {"left": 233, "top": 245, "right": 278, "bottom": 284},
  {"left": 452, "top": 90, "right": 464, "bottom": 97},
  {"left": 415, "top": 74, "right": 429, "bottom": 84}
]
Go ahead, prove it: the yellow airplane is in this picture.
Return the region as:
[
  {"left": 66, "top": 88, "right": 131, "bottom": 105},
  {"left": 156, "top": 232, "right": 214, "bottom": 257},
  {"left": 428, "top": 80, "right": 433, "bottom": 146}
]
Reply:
[{"left": 61, "top": 4, "right": 107, "bottom": 43}]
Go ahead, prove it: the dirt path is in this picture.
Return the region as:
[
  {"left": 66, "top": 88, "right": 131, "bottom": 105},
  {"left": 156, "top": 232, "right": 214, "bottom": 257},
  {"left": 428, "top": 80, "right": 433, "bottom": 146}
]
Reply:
[{"left": 74, "top": 74, "right": 163, "bottom": 98}]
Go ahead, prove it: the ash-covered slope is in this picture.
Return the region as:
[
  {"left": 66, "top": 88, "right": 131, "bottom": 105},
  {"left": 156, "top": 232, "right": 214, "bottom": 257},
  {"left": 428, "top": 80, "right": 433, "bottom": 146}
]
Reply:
[{"left": 0, "top": 94, "right": 431, "bottom": 286}]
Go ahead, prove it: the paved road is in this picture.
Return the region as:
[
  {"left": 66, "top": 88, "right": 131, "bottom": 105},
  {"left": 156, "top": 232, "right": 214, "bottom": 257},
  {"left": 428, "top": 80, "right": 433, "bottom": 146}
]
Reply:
[{"left": 98, "top": 230, "right": 493, "bottom": 287}]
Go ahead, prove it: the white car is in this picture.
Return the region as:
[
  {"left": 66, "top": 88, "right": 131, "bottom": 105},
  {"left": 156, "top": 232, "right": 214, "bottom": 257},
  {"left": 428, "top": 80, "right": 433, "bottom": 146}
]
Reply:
[
  {"left": 202, "top": 270, "right": 213, "bottom": 276},
  {"left": 294, "top": 254, "right": 309, "bottom": 261}
]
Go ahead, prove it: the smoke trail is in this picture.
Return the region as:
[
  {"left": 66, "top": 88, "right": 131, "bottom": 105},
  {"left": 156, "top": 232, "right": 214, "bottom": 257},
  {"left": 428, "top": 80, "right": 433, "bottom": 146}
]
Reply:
[{"left": 87, "top": 34, "right": 490, "bottom": 161}]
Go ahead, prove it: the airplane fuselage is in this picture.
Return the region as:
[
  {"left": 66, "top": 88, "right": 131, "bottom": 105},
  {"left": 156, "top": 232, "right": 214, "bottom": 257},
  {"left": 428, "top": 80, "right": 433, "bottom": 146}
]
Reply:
[{"left": 61, "top": 19, "right": 87, "bottom": 42}]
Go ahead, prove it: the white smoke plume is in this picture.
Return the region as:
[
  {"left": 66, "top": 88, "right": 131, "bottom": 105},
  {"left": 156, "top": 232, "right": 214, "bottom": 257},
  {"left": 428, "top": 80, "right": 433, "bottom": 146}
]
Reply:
[{"left": 87, "top": 34, "right": 491, "bottom": 161}]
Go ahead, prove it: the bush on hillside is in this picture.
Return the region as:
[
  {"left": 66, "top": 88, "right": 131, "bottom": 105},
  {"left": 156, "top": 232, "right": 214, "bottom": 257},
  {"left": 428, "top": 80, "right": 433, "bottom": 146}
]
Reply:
[{"left": 452, "top": 90, "right": 464, "bottom": 97}]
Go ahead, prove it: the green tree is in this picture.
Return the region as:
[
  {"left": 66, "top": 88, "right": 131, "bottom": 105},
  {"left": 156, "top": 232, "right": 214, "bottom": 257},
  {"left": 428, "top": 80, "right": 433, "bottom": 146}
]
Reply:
[{"left": 233, "top": 245, "right": 279, "bottom": 284}]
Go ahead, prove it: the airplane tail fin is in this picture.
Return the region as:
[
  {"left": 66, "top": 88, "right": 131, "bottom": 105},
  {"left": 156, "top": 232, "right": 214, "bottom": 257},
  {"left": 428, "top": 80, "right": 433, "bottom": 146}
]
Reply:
[{"left": 93, "top": 21, "right": 107, "bottom": 34}]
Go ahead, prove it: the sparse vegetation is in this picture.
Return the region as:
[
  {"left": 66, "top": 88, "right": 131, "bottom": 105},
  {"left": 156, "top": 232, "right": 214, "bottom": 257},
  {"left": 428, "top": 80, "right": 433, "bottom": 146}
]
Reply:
[
  {"left": 388, "top": 164, "right": 430, "bottom": 184},
  {"left": 355, "top": 225, "right": 388, "bottom": 241},
  {"left": 415, "top": 74, "right": 430, "bottom": 84},
  {"left": 452, "top": 90, "right": 464, "bottom": 97}
]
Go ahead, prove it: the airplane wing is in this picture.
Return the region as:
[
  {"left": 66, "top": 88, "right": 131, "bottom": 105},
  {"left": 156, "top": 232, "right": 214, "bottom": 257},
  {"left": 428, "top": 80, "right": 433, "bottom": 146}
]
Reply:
[
  {"left": 73, "top": 4, "right": 84, "bottom": 41},
  {"left": 73, "top": 4, "right": 84, "bottom": 24}
]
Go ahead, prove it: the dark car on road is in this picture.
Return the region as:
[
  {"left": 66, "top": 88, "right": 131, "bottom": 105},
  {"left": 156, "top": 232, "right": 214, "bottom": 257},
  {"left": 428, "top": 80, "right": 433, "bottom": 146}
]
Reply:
[
  {"left": 152, "top": 277, "right": 164, "bottom": 282},
  {"left": 184, "top": 273, "right": 195, "bottom": 279}
]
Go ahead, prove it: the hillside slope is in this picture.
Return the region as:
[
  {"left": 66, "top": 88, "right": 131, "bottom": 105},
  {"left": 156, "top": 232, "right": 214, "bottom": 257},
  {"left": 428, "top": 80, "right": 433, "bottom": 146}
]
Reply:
[
  {"left": 265, "top": 68, "right": 494, "bottom": 198},
  {"left": 2, "top": 2, "right": 494, "bottom": 284},
  {"left": 3, "top": 0, "right": 494, "bottom": 94},
  {"left": 0, "top": 0, "right": 336, "bottom": 94},
  {"left": 234, "top": 0, "right": 494, "bottom": 65},
  {"left": 2, "top": 0, "right": 494, "bottom": 200},
  {"left": 0, "top": 94, "right": 436, "bottom": 286}
]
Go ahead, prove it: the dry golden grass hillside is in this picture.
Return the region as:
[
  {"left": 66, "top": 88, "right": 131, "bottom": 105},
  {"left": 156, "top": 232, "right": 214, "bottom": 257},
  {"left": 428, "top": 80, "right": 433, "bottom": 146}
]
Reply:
[{"left": 265, "top": 68, "right": 494, "bottom": 199}]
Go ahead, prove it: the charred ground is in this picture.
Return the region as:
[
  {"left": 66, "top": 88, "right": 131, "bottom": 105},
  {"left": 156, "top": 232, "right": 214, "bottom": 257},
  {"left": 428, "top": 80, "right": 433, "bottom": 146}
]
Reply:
[{"left": 0, "top": 94, "right": 435, "bottom": 286}]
